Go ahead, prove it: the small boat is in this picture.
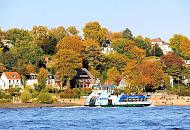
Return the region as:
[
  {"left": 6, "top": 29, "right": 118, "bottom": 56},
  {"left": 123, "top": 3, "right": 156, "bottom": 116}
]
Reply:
[{"left": 85, "top": 89, "right": 151, "bottom": 107}]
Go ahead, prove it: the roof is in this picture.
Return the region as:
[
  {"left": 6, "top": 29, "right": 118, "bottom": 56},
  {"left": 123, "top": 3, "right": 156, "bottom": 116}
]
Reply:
[
  {"left": 3, "top": 72, "right": 21, "bottom": 80},
  {"left": 151, "top": 38, "right": 163, "bottom": 43}
]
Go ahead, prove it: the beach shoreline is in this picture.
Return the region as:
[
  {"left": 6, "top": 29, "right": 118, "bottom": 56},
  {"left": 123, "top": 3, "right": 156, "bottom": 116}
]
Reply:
[{"left": 1, "top": 94, "right": 190, "bottom": 108}]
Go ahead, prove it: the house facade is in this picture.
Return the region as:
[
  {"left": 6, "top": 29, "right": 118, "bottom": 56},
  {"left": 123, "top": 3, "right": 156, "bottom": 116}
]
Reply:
[
  {"left": 0, "top": 72, "right": 23, "bottom": 90},
  {"left": 0, "top": 79, "right": 5, "bottom": 89},
  {"left": 26, "top": 73, "right": 55, "bottom": 88},
  {"left": 70, "top": 68, "right": 97, "bottom": 88},
  {"left": 151, "top": 38, "right": 173, "bottom": 55}
]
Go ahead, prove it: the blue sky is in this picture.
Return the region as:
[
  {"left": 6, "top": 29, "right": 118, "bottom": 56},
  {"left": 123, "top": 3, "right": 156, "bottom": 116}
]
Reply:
[{"left": 1, "top": 0, "right": 190, "bottom": 41}]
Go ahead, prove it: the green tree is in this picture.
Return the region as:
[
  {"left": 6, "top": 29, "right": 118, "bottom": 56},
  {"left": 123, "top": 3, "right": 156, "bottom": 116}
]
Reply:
[
  {"left": 134, "top": 36, "right": 152, "bottom": 56},
  {"left": 111, "top": 38, "right": 145, "bottom": 61},
  {"left": 150, "top": 43, "right": 163, "bottom": 57},
  {"left": 5, "top": 28, "right": 32, "bottom": 45},
  {"left": 31, "top": 26, "right": 56, "bottom": 55},
  {"left": 122, "top": 28, "right": 133, "bottom": 40}
]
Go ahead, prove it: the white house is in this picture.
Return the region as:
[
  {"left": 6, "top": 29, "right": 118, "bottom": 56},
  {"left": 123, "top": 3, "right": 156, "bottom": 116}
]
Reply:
[
  {"left": 151, "top": 38, "right": 173, "bottom": 55},
  {"left": 0, "top": 72, "right": 23, "bottom": 90},
  {"left": 102, "top": 46, "right": 114, "bottom": 54},
  {"left": 0, "top": 79, "right": 5, "bottom": 89},
  {"left": 26, "top": 72, "right": 55, "bottom": 88},
  {"left": 183, "top": 60, "right": 190, "bottom": 65}
]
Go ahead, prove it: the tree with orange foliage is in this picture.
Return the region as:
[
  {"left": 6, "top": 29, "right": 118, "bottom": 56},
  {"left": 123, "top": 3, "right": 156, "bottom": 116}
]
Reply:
[
  {"left": 107, "top": 67, "right": 120, "bottom": 85},
  {"left": 52, "top": 49, "right": 82, "bottom": 86},
  {"left": 160, "top": 52, "right": 185, "bottom": 83},
  {"left": 124, "top": 59, "right": 165, "bottom": 91},
  {"left": 83, "top": 39, "right": 99, "bottom": 48},
  {"left": 56, "top": 36, "right": 84, "bottom": 53}
]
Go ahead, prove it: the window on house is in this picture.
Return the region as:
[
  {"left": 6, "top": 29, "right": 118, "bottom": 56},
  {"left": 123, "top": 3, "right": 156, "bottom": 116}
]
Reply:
[{"left": 9, "top": 80, "right": 11, "bottom": 83}]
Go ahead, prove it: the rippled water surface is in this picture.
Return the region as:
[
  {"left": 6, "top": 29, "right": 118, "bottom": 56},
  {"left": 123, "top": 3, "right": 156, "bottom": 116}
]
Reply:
[{"left": 0, "top": 106, "right": 190, "bottom": 130}]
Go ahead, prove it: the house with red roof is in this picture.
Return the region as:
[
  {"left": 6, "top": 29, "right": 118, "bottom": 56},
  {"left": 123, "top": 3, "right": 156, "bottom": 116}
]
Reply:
[{"left": 0, "top": 72, "right": 23, "bottom": 90}]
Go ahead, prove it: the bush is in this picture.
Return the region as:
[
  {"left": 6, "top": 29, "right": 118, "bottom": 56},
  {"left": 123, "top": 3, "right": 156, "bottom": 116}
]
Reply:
[
  {"left": 20, "top": 91, "right": 32, "bottom": 103},
  {"left": 0, "top": 99, "right": 11, "bottom": 103},
  {"left": 59, "top": 88, "right": 73, "bottom": 98},
  {"left": 51, "top": 96, "right": 58, "bottom": 103},
  {"left": 37, "top": 92, "right": 52, "bottom": 104},
  {"left": 31, "top": 90, "right": 39, "bottom": 98},
  {"left": 0, "top": 91, "right": 12, "bottom": 99},
  {"left": 80, "top": 88, "right": 92, "bottom": 96},
  {"left": 7, "top": 88, "right": 21, "bottom": 96},
  {"left": 45, "top": 86, "right": 60, "bottom": 93},
  {"left": 24, "top": 85, "right": 31, "bottom": 92}
]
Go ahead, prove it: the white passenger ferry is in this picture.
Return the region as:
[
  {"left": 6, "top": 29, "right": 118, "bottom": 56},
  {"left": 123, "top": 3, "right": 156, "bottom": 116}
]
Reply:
[{"left": 85, "top": 85, "right": 151, "bottom": 107}]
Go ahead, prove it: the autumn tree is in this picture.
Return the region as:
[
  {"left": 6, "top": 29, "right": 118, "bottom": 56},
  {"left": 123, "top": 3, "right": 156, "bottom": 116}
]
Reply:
[
  {"left": 107, "top": 67, "right": 120, "bottom": 85},
  {"left": 83, "top": 21, "right": 108, "bottom": 45},
  {"left": 106, "top": 52, "right": 129, "bottom": 72},
  {"left": 50, "top": 26, "right": 67, "bottom": 42},
  {"left": 83, "top": 39, "right": 100, "bottom": 48},
  {"left": 37, "top": 67, "right": 48, "bottom": 91},
  {"left": 169, "top": 34, "right": 190, "bottom": 59},
  {"left": 107, "top": 32, "right": 122, "bottom": 40},
  {"left": 56, "top": 36, "right": 84, "bottom": 53},
  {"left": 66, "top": 26, "right": 79, "bottom": 36},
  {"left": 124, "top": 59, "right": 165, "bottom": 91},
  {"left": 0, "top": 28, "right": 5, "bottom": 41},
  {"left": 0, "top": 62, "right": 6, "bottom": 73},
  {"left": 81, "top": 45, "right": 107, "bottom": 72},
  {"left": 52, "top": 49, "right": 82, "bottom": 86},
  {"left": 160, "top": 52, "right": 185, "bottom": 82},
  {"left": 179, "top": 36, "right": 190, "bottom": 58}
]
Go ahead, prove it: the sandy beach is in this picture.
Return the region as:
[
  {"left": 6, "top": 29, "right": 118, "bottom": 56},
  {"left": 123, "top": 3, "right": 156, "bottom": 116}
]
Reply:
[
  {"left": 0, "top": 98, "right": 85, "bottom": 108},
  {"left": 150, "top": 93, "right": 190, "bottom": 106}
]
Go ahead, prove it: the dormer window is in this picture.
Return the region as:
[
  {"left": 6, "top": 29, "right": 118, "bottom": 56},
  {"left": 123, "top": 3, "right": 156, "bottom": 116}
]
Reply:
[{"left": 12, "top": 74, "right": 16, "bottom": 78}]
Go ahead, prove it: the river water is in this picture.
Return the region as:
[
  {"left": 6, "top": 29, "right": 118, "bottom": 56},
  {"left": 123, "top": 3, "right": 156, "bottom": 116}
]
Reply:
[{"left": 0, "top": 106, "right": 189, "bottom": 130}]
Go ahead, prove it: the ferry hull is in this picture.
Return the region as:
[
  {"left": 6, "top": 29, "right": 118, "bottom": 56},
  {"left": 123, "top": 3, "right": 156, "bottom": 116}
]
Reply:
[
  {"left": 85, "top": 103, "right": 151, "bottom": 107},
  {"left": 100, "top": 104, "right": 151, "bottom": 107}
]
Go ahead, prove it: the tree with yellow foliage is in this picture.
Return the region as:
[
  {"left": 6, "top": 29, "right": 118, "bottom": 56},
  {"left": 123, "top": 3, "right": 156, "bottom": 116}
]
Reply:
[
  {"left": 37, "top": 67, "right": 48, "bottom": 91},
  {"left": 83, "top": 21, "right": 108, "bottom": 44}
]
